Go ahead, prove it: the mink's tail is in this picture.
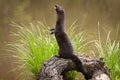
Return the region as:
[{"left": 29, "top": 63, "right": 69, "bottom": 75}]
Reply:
[{"left": 70, "top": 54, "right": 91, "bottom": 80}]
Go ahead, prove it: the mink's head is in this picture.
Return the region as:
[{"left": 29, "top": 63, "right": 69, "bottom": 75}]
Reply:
[{"left": 55, "top": 5, "right": 64, "bottom": 15}]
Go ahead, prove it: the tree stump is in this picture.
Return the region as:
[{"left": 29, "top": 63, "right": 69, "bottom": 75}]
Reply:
[{"left": 37, "top": 54, "right": 111, "bottom": 80}]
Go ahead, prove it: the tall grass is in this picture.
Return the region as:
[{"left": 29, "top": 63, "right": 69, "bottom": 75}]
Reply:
[
  {"left": 9, "top": 22, "right": 58, "bottom": 79},
  {"left": 68, "top": 21, "right": 92, "bottom": 54},
  {"left": 95, "top": 31, "right": 120, "bottom": 80},
  {"left": 9, "top": 21, "right": 89, "bottom": 80}
]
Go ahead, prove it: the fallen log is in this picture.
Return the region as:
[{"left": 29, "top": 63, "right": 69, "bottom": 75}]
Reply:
[{"left": 37, "top": 54, "right": 111, "bottom": 80}]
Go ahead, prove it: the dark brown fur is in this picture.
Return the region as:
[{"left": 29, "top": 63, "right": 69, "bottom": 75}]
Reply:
[{"left": 51, "top": 5, "right": 90, "bottom": 80}]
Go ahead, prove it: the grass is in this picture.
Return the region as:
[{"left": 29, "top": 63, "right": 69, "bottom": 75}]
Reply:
[
  {"left": 68, "top": 21, "right": 91, "bottom": 53},
  {"left": 94, "top": 30, "right": 120, "bottom": 80},
  {"left": 9, "top": 22, "right": 58, "bottom": 79},
  {"left": 9, "top": 21, "right": 89, "bottom": 80}
]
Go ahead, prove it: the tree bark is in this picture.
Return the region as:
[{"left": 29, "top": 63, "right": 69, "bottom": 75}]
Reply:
[{"left": 37, "top": 54, "right": 111, "bottom": 80}]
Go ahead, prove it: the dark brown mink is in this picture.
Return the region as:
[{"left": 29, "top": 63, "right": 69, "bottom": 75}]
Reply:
[{"left": 50, "top": 5, "right": 90, "bottom": 80}]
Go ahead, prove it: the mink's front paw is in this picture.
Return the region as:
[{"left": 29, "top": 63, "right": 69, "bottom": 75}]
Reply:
[{"left": 50, "top": 28, "right": 55, "bottom": 34}]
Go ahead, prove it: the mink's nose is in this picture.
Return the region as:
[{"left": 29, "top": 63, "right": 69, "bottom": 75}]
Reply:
[{"left": 54, "top": 4, "right": 63, "bottom": 12}]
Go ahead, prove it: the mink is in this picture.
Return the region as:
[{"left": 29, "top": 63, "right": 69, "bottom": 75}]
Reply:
[{"left": 50, "top": 5, "right": 90, "bottom": 80}]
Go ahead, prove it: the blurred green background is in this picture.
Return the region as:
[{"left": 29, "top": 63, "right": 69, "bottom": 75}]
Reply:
[{"left": 0, "top": 0, "right": 120, "bottom": 80}]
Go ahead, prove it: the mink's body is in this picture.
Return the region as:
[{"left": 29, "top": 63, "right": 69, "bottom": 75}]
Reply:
[
  {"left": 51, "top": 5, "right": 90, "bottom": 80},
  {"left": 51, "top": 5, "right": 73, "bottom": 58}
]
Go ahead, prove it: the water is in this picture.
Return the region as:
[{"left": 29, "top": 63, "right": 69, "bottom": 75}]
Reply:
[{"left": 0, "top": 0, "right": 120, "bottom": 80}]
